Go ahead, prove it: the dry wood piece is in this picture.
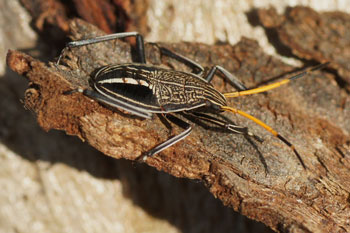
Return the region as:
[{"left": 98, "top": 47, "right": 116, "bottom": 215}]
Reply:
[
  {"left": 20, "top": 0, "right": 148, "bottom": 34},
  {"left": 7, "top": 19, "right": 350, "bottom": 232},
  {"left": 20, "top": 0, "right": 70, "bottom": 33},
  {"left": 257, "top": 6, "right": 350, "bottom": 88}
]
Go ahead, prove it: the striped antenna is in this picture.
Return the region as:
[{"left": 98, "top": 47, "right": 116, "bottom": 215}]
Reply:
[{"left": 224, "top": 62, "right": 330, "bottom": 98}]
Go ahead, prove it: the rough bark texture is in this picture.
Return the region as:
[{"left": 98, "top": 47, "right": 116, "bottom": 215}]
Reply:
[
  {"left": 7, "top": 19, "right": 350, "bottom": 232},
  {"left": 19, "top": 0, "right": 148, "bottom": 35},
  {"left": 257, "top": 6, "right": 350, "bottom": 90}
]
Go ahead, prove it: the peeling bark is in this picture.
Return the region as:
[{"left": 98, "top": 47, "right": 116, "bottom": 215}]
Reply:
[
  {"left": 257, "top": 6, "right": 350, "bottom": 89},
  {"left": 7, "top": 19, "right": 350, "bottom": 232},
  {"left": 20, "top": 0, "right": 148, "bottom": 34}
]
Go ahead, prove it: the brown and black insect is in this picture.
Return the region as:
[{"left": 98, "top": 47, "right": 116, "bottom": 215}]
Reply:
[{"left": 57, "top": 32, "right": 329, "bottom": 169}]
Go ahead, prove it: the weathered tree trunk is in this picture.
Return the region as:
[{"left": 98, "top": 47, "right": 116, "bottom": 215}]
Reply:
[{"left": 7, "top": 19, "right": 350, "bottom": 232}]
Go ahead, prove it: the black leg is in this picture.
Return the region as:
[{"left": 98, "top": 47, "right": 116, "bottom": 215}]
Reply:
[
  {"left": 140, "top": 114, "right": 192, "bottom": 161},
  {"left": 150, "top": 44, "right": 204, "bottom": 76},
  {"left": 184, "top": 111, "right": 269, "bottom": 171},
  {"left": 155, "top": 46, "right": 248, "bottom": 91},
  {"left": 57, "top": 32, "right": 146, "bottom": 65},
  {"left": 187, "top": 111, "right": 263, "bottom": 142},
  {"left": 157, "top": 114, "right": 173, "bottom": 132},
  {"left": 81, "top": 88, "right": 152, "bottom": 119},
  {"left": 135, "top": 34, "right": 146, "bottom": 63},
  {"left": 205, "top": 66, "right": 248, "bottom": 91},
  {"left": 187, "top": 111, "right": 271, "bottom": 172},
  {"left": 153, "top": 45, "right": 248, "bottom": 91}
]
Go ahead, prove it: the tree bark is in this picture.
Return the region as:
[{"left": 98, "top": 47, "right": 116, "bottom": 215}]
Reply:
[
  {"left": 7, "top": 19, "right": 350, "bottom": 232},
  {"left": 256, "top": 6, "right": 350, "bottom": 88}
]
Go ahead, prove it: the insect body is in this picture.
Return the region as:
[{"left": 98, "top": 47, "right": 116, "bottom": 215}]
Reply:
[
  {"left": 93, "top": 63, "right": 226, "bottom": 118},
  {"left": 58, "top": 32, "right": 329, "bottom": 169}
]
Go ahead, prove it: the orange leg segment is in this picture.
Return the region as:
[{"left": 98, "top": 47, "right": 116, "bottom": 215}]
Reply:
[{"left": 224, "top": 62, "right": 330, "bottom": 98}]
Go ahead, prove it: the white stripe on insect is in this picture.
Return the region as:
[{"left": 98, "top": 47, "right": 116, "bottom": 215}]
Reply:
[
  {"left": 138, "top": 80, "right": 149, "bottom": 86},
  {"left": 98, "top": 78, "right": 149, "bottom": 87}
]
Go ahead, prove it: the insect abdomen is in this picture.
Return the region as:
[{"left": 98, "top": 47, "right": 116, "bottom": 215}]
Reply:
[{"left": 93, "top": 64, "right": 161, "bottom": 111}]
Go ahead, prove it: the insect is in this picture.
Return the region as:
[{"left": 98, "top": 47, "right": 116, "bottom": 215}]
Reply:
[{"left": 57, "top": 32, "right": 329, "bottom": 169}]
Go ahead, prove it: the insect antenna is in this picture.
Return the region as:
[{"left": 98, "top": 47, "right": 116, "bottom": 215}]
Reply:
[
  {"left": 221, "top": 106, "right": 306, "bottom": 169},
  {"left": 220, "top": 62, "right": 329, "bottom": 168},
  {"left": 223, "top": 62, "right": 330, "bottom": 98}
]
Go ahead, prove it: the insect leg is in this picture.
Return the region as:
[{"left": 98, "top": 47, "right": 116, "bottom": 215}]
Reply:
[
  {"left": 156, "top": 47, "right": 248, "bottom": 91},
  {"left": 157, "top": 114, "right": 173, "bottom": 132},
  {"left": 150, "top": 44, "right": 204, "bottom": 75},
  {"left": 205, "top": 66, "right": 248, "bottom": 91},
  {"left": 57, "top": 32, "right": 146, "bottom": 64},
  {"left": 224, "top": 62, "right": 329, "bottom": 98},
  {"left": 187, "top": 112, "right": 263, "bottom": 142},
  {"left": 186, "top": 111, "right": 269, "bottom": 172},
  {"left": 221, "top": 106, "right": 306, "bottom": 169},
  {"left": 75, "top": 88, "right": 153, "bottom": 119},
  {"left": 140, "top": 114, "right": 192, "bottom": 161}
]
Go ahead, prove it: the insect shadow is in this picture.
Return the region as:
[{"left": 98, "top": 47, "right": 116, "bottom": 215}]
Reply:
[{"left": 178, "top": 110, "right": 269, "bottom": 173}]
